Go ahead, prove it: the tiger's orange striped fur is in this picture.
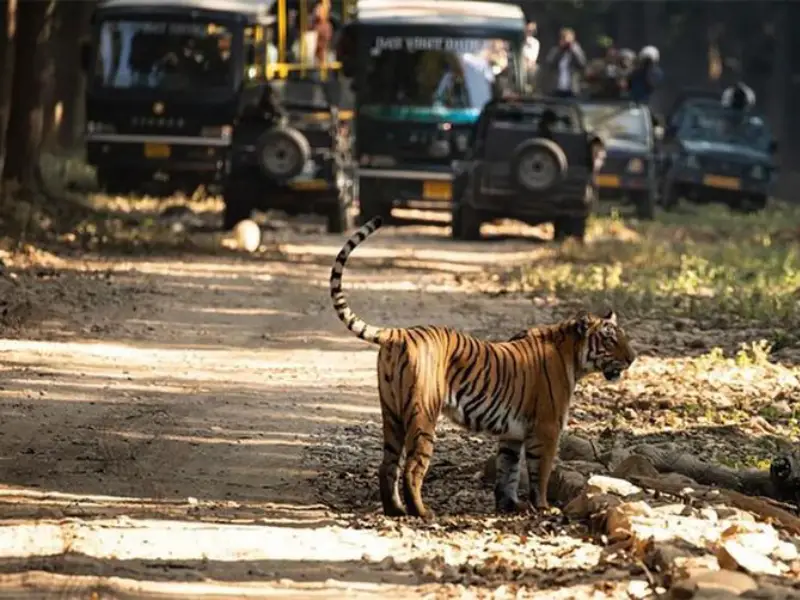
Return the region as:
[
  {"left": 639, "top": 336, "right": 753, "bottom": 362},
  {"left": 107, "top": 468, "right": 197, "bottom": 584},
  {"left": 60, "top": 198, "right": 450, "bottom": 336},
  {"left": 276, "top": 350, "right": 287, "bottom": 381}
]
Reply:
[{"left": 330, "top": 217, "right": 636, "bottom": 518}]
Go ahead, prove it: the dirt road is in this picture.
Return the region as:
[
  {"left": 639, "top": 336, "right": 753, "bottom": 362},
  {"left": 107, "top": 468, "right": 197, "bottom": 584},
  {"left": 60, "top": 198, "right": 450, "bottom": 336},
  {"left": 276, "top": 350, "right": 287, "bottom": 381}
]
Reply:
[{"left": 0, "top": 219, "right": 645, "bottom": 598}]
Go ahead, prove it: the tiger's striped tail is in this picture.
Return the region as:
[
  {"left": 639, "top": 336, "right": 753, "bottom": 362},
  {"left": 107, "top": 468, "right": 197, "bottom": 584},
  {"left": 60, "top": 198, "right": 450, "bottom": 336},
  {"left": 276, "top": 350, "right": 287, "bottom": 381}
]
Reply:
[{"left": 329, "top": 216, "right": 387, "bottom": 345}]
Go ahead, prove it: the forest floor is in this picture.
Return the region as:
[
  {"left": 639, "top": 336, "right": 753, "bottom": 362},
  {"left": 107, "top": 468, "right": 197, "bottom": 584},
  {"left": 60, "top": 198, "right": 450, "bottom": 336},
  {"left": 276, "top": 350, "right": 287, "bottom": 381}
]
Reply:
[{"left": 0, "top": 179, "right": 798, "bottom": 598}]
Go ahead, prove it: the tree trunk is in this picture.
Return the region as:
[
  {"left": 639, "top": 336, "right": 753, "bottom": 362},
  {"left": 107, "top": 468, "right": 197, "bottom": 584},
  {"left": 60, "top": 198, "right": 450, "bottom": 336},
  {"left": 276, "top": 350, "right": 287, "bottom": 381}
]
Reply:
[
  {"left": 50, "top": 1, "right": 93, "bottom": 152},
  {"left": 3, "top": 0, "right": 54, "bottom": 186},
  {"left": 0, "top": 0, "right": 17, "bottom": 179}
]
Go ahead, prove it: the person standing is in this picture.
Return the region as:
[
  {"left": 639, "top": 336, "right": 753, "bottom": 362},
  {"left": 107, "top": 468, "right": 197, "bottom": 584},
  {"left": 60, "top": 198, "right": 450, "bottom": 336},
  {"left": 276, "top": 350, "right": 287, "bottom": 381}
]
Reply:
[
  {"left": 721, "top": 81, "right": 756, "bottom": 112},
  {"left": 312, "top": 0, "right": 334, "bottom": 66},
  {"left": 627, "top": 45, "right": 663, "bottom": 104},
  {"left": 544, "top": 28, "right": 587, "bottom": 98},
  {"left": 522, "top": 21, "right": 539, "bottom": 92}
]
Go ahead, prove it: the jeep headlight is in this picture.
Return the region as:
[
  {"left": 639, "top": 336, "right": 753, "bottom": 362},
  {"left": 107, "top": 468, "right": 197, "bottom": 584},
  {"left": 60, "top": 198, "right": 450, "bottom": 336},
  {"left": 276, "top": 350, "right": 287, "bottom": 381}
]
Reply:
[
  {"left": 626, "top": 158, "right": 644, "bottom": 174},
  {"left": 201, "top": 125, "right": 233, "bottom": 142},
  {"left": 684, "top": 154, "right": 699, "bottom": 169},
  {"left": 87, "top": 121, "right": 116, "bottom": 134},
  {"left": 750, "top": 165, "right": 765, "bottom": 180}
]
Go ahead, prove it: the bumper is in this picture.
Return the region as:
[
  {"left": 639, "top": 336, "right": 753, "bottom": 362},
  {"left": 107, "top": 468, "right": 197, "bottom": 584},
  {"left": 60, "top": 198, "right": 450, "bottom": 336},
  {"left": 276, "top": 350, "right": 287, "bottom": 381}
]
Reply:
[
  {"left": 595, "top": 172, "right": 654, "bottom": 197},
  {"left": 357, "top": 167, "right": 453, "bottom": 211},
  {"left": 670, "top": 166, "right": 772, "bottom": 196},
  {"left": 224, "top": 161, "right": 345, "bottom": 214},
  {"left": 469, "top": 173, "right": 592, "bottom": 222},
  {"left": 86, "top": 134, "right": 229, "bottom": 174}
]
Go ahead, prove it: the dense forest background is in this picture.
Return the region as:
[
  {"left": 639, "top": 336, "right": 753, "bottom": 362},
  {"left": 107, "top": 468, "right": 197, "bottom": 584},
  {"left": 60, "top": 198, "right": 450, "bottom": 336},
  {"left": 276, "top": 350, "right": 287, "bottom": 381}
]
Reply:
[{"left": 0, "top": 0, "right": 797, "bottom": 202}]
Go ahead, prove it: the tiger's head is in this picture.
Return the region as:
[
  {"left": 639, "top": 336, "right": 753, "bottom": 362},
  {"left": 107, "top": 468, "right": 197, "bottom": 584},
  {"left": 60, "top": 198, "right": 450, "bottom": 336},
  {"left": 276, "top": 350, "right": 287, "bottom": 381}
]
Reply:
[{"left": 576, "top": 310, "right": 636, "bottom": 382}]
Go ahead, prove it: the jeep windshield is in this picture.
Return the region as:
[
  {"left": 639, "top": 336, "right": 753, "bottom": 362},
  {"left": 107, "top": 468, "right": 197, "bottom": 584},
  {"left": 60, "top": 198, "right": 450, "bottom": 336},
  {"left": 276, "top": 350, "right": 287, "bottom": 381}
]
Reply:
[
  {"left": 678, "top": 106, "right": 772, "bottom": 153},
  {"left": 581, "top": 104, "right": 649, "bottom": 144},
  {"left": 93, "top": 18, "right": 234, "bottom": 92},
  {"left": 361, "top": 36, "right": 512, "bottom": 121}
]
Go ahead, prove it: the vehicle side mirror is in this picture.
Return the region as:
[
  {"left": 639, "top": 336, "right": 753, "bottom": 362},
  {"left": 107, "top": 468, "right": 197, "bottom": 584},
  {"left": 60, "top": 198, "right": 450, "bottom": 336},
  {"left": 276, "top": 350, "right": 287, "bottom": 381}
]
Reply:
[
  {"left": 80, "top": 41, "right": 92, "bottom": 72},
  {"left": 769, "top": 140, "right": 778, "bottom": 154}
]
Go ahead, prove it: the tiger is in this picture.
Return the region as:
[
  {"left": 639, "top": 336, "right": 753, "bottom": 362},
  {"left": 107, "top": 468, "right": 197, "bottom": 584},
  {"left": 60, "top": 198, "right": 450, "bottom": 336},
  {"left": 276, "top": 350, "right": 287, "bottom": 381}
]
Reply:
[{"left": 329, "top": 216, "right": 636, "bottom": 519}]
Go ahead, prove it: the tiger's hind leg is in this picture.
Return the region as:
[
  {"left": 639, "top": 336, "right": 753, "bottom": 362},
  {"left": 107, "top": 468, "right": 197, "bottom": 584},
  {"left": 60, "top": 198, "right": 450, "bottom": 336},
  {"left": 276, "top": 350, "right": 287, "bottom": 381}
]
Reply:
[
  {"left": 402, "top": 414, "right": 437, "bottom": 520},
  {"left": 524, "top": 426, "right": 560, "bottom": 510},
  {"left": 378, "top": 383, "right": 406, "bottom": 517},
  {"left": 494, "top": 438, "right": 524, "bottom": 514}
]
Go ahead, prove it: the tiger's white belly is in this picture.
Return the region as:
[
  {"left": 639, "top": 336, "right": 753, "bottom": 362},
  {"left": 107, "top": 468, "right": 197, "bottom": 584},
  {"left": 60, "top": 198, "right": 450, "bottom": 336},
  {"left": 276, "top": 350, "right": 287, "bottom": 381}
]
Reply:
[{"left": 442, "top": 395, "right": 527, "bottom": 440}]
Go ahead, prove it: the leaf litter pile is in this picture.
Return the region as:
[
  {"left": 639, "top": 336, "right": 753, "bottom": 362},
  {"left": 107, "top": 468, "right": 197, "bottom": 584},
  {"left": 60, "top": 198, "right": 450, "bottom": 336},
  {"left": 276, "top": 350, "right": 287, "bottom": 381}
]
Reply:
[{"left": 307, "top": 204, "right": 800, "bottom": 599}]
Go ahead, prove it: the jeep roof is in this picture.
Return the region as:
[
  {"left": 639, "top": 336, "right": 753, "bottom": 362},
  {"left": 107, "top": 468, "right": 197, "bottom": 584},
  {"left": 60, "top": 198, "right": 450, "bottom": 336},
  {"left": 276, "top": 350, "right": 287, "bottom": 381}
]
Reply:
[
  {"left": 355, "top": 0, "right": 525, "bottom": 32},
  {"left": 97, "top": 0, "right": 275, "bottom": 24}
]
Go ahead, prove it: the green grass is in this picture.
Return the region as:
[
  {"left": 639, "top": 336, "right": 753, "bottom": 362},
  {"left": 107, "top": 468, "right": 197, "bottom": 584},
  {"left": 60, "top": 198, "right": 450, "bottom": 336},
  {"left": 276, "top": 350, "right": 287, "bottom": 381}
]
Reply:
[{"left": 506, "top": 202, "right": 800, "bottom": 329}]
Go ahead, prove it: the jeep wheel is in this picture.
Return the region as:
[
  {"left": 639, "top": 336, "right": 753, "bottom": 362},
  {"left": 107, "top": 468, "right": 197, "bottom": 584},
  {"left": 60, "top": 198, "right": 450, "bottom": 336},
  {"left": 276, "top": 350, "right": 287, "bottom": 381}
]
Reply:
[
  {"left": 631, "top": 189, "right": 657, "bottom": 220},
  {"left": 511, "top": 138, "right": 569, "bottom": 193},
  {"left": 553, "top": 217, "right": 587, "bottom": 243},
  {"left": 731, "top": 193, "right": 768, "bottom": 214},
  {"left": 222, "top": 179, "right": 254, "bottom": 231},
  {"left": 256, "top": 126, "right": 311, "bottom": 182}
]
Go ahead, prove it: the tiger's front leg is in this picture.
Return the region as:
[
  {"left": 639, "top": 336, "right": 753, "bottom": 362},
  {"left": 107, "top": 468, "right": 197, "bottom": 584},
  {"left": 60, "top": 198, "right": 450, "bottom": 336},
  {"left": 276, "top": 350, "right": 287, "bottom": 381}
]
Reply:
[{"left": 494, "top": 438, "right": 525, "bottom": 514}]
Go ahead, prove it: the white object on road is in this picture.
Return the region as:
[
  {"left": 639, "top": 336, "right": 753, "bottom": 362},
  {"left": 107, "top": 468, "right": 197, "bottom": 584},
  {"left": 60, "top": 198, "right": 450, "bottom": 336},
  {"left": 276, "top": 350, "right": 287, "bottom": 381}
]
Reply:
[{"left": 233, "top": 219, "right": 262, "bottom": 253}]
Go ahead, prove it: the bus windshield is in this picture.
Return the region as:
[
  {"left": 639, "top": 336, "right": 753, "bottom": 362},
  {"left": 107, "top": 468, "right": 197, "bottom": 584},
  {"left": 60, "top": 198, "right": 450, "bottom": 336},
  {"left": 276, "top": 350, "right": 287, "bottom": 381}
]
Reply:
[
  {"left": 94, "top": 18, "right": 235, "bottom": 91},
  {"left": 361, "top": 36, "right": 513, "bottom": 118}
]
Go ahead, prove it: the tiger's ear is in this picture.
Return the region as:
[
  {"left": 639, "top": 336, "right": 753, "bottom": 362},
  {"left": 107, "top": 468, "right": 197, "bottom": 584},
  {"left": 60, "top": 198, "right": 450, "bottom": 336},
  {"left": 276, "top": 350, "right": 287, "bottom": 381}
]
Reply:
[{"left": 603, "top": 309, "right": 618, "bottom": 325}]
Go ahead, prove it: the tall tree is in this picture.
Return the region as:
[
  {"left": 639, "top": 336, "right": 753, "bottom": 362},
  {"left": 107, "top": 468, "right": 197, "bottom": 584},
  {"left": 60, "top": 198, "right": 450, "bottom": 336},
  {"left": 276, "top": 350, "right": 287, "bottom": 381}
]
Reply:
[
  {"left": 3, "top": 0, "right": 55, "bottom": 187},
  {"left": 46, "top": 1, "right": 93, "bottom": 151},
  {"left": 0, "top": 0, "right": 17, "bottom": 179}
]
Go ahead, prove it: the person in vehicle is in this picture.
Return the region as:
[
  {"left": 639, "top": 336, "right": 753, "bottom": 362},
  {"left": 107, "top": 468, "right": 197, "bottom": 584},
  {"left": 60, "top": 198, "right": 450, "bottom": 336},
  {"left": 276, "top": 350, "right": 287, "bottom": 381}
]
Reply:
[
  {"left": 587, "top": 45, "right": 629, "bottom": 100},
  {"left": 434, "top": 58, "right": 471, "bottom": 108},
  {"left": 522, "top": 21, "right": 539, "bottom": 92},
  {"left": 627, "top": 45, "right": 663, "bottom": 104},
  {"left": 720, "top": 81, "right": 757, "bottom": 136},
  {"left": 537, "top": 108, "right": 559, "bottom": 139},
  {"left": 721, "top": 81, "right": 756, "bottom": 112},
  {"left": 543, "top": 28, "right": 587, "bottom": 98},
  {"left": 311, "top": 0, "right": 333, "bottom": 65},
  {"left": 617, "top": 48, "right": 635, "bottom": 94}
]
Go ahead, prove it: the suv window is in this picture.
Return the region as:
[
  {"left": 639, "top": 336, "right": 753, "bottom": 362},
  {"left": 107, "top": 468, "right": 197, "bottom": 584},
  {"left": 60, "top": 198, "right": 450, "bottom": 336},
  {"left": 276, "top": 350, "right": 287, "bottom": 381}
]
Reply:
[
  {"left": 470, "top": 101, "right": 584, "bottom": 158},
  {"left": 489, "top": 103, "right": 582, "bottom": 133}
]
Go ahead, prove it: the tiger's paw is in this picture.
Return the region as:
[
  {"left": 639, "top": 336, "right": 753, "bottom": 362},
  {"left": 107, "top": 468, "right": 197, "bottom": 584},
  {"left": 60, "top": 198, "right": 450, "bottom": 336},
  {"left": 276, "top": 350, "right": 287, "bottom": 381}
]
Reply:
[
  {"left": 407, "top": 505, "right": 436, "bottom": 522},
  {"left": 539, "top": 505, "right": 562, "bottom": 518},
  {"left": 496, "top": 497, "right": 532, "bottom": 515},
  {"left": 382, "top": 504, "right": 408, "bottom": 518},
  {"left": 417, "top": 508, "right": 436, "bottom": 523}
]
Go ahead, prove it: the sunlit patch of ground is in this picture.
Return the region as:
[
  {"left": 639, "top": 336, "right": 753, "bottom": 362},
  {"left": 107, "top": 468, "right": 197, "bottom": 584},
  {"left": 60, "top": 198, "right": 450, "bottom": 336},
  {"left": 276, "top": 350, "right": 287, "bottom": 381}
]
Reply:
[{"left": 0, "top": 179, "right": 799, "bottom": 596}]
